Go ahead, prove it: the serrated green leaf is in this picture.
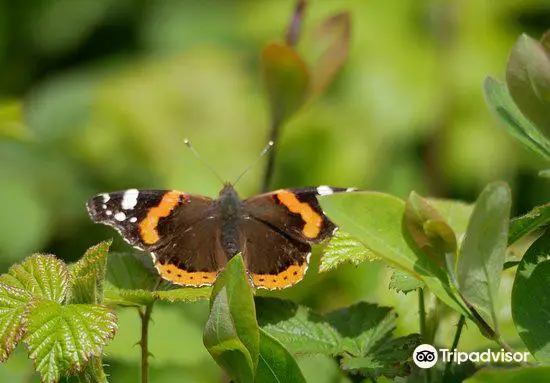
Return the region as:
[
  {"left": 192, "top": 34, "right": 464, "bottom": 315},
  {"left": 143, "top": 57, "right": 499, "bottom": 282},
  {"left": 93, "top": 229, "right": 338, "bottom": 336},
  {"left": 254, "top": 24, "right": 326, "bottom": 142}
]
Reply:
[
  {"left": 325, "top": 302, "right": 396, "bottom": 357},
  {"left": 256, "top": 298, "right": 418, "bottom": 378},
  {"left": 0, "top": 283, "right": 31, "bottom": 361},
  {"left": 458, "top": 182, "right": 511, "bottom": 331},
  {"left": 509, "top": 203, "right": 550, "bottom": 245},
  {"left": 388, "top": 269, "right": 423, "bottom": 294},
  {"left": 256, "top": 298, "right": 341, "bottom": 355},
  {"left": 339, "top": 334, "right": 420, "bottom": 376},
  {"left": 262, "top": 42, "right": 310, "bottom": 126},
  {"left": 154, "top": 287, "right": 211, "bottom": 302},
  {"left": 255, "top": 329, "right": 306, "bottom": 383},
  {"left": 319, "top": 229, "right": 378, "bottom": 273},
  {"left": 22, "top": 300, "right": 117, "bottom": 383},
  {"left": 319, "top": 192, "right": 469, "bottom": 318},
  {"left": 77, "top": 356, "right": 107, "bottom": 383},
  {"left": 512, "top": 230, "right": 550, "bottom": 363},
  {"left": 70, "top": 241, "right": 112, "bottom": 304},
  {"left": 506, "top": 34, "right": 550, "bottom": 136},
  {"left": 464, "top": 367, "right": 550, "bottom": 383},
  {"left": 483, "top": 76, "right": 550, "bottom": 159},
  {"left": 104, "top": 285, "right": 211, "bottom": 307},
  {"left": 2, "top": 254, "right": 70, "bottom": 304},
  {"left": 203, "top": 255, "right": 259, "bottom": 383},
  {"left": 309, "top": 12, "right": 350, "bottom": 97}
]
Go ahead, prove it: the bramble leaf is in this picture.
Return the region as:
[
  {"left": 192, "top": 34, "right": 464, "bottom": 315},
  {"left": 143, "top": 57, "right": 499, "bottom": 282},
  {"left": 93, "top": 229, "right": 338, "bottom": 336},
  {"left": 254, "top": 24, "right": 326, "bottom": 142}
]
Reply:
[
  {"left": 388, "top": 269, "right": 423, "bottom": 294},
  {"left": 509, "top": 203, "right": 550, "bottom": 245},
  {"left": 70, "top": 240, "right": 112, "bottom": 304},
  {"left": 0, "top": 283, "right": 30, "bottom": 361},
  {"left": 22, "top": 300, "right": 117, "bottom": 383},
  {"left": 319, "top": 229, "right": 378, "bottom": 273}
]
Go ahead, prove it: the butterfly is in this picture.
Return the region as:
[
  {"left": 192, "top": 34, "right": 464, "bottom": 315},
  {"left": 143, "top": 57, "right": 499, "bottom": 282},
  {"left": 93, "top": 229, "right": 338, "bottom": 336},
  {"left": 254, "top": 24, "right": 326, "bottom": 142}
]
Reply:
[{"left": 87, "top": 184, "right": 355, "bottom": 289}]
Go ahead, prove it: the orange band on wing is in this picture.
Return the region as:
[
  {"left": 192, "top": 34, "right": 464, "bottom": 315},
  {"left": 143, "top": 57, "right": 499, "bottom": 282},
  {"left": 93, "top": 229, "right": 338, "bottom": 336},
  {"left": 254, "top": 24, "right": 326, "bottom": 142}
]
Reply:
[
  {"left": 139, "top": 191, "right": 187, "bottom": 244},
  {"left": 156, "top": 262, "right": 217, "bottom": 286},
  {"left": 276, "top": 190, "right": 322, "bottom": 238},
  {"left": 251, "top": 263, "right": 307, "bottom": 289}
]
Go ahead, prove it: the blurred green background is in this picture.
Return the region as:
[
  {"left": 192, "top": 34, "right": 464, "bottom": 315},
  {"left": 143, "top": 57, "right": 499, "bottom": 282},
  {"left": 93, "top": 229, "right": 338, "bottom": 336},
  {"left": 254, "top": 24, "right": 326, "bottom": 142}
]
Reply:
[{"left": 1, "top": 0, "right": 550, "bottom": 381}]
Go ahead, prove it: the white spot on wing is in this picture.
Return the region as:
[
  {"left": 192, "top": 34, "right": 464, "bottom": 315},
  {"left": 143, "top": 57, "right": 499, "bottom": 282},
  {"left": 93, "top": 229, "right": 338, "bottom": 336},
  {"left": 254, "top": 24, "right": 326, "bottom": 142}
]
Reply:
[
  {"left": 129, "top": 217, "right": 137, "bottom": 223},
  {"left": 121, "top": 189, "right": 139, "bottom": 210},
  {"left": 346, "top": 187, "right": 358, "bottom": 192},
  {"left": 102, "top": 204, "right": 107, "bottom": 210},
  {"left": 114, "top": 212, "right": 126, "bottom": 221},
  {"left": 317, "top": 185, "right": 334, "bottom": 196},
  {"left": 106, "top": 210, "right": 112, "bottom": 216},
  {"left": 101, "top": 193, "right": 110, "bottom": 203}
]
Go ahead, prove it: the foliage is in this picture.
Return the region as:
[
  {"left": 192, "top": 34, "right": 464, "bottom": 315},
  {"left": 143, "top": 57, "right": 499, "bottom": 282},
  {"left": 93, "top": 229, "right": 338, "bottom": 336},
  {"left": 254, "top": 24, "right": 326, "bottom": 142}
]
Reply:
[{"left": 2, "top": 1, "right": 550, "bottom": 382}]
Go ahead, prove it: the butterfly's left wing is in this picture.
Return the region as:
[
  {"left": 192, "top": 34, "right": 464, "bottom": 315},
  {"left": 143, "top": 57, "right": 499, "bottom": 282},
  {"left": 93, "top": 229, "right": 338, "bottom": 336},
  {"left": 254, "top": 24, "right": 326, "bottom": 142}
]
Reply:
[
  {"left": 87, "top": 189, "right": 223, "bottom": 287},
  {"left": 241, "top": 186, "right": 355, "bottom": 289}
]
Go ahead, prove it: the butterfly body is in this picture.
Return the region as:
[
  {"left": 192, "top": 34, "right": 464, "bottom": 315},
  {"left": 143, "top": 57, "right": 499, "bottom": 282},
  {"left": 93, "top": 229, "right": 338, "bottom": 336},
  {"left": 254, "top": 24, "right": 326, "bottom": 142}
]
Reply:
[{"left": 87, "top": 184, "right": 354, "bottom": 289}]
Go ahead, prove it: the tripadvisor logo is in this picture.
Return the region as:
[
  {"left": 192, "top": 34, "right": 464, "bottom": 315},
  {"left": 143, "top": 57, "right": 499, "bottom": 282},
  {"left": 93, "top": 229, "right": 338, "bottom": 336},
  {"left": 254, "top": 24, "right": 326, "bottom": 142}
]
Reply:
[{"left": 413, "top": 344, "right": 529, "bottom": 369}]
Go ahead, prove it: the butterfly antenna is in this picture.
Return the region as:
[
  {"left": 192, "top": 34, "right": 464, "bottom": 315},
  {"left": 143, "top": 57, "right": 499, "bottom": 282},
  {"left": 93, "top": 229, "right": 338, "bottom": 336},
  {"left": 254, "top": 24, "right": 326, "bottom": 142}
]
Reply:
[
  {"left": 184, "top": 139, "right": 225, "bottom": 184},
  {"left": 233, "top": 141, "right": 274, "bottom": 185}
]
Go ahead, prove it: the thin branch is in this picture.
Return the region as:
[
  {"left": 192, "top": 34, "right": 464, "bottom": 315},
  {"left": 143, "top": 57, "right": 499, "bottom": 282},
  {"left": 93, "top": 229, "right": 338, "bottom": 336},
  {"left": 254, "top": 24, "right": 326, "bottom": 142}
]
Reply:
[
  {"left": 139, "top": 302, "right": 155, "bottom": 383},
  {"left": 443, "top": 315, "right": 465, "bottom": 380},
  {"left": 418, "top": 288, "right": 427, "bottom": 340}
]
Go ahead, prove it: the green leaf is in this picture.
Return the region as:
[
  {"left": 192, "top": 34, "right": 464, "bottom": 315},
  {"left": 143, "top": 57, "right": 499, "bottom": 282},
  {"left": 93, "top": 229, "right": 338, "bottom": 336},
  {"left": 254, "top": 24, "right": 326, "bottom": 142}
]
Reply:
[
  {"left": 255, "top": 329, "right": 306, "bottom": 383},
  {"left": 309, "top": 12, "right": 350, "bottom": 97},
  {"left": 464, "top": 367, "right": 550, "bottom": 383},
  {"left": 256, "top": 298, "right": 341, "bottom": 355},
  {"left": 388, "top": 269, "right": 424, "bottom": 294},
  {"left": 70, "top": 240, "right": 112, "bottom": 304},
  {"left": 319, "top": 229, "right": 378, "bottom": 273},
  {"left": 261, "top": 42, "right": 310, "bottom": 126},
  {"left": 506, "top": 34, "right": 550, "bottom": 136},
  {"left": 509, "top": 203, "right": 550, "bottom": 244},
  {"left": 77, "top": 356, "right": 108, "bottom": 383},
  {"left": 404, "top": 192, "right": 457, "bottom": 272},
  {"left": 428, "top": 199, "right": 474, "bottom": 241},
  {"left": 483, "top": 76, "right": 550, "bottom": 159},
  {"left": 458, "top": 182, "right": 511, "bottom": 331},
  {"left": 22, "top": 300, "right": 117, "bottom": 383},
  {"left": 103, "top": 252, "right": 210, "bottom": 305},
  {"left": 339, "top": 334, "right": 420, "bottom": 376},
  {"left": 1, "top": 254, "right": 70, "bottom": 303},
  {"left": 319, "top": 192, "right": 469, "bottom": 317},
  {"left": 0, "top": 283, "right": 30, "bottom": 361},
  {"left": 203, "top": 255, "right": 259, "bottom": 383},
  {"left": 512, "top": 230, "right": 550, "bottom": 363},
  {"left": 256, "top": 298, "right": 419, "bottom": 378}
]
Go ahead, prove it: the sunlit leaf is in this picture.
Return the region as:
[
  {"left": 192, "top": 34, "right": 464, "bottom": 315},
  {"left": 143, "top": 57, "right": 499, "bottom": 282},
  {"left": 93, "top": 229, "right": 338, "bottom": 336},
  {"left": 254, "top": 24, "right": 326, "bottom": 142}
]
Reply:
[
  {"left": 388, "top": 269, "right": 423, "bottom": 294},
  {"left": 0, "top": 283, "right": 30, "bottom": 361},
  {"left": 512, "top": 230, "right": 550, "bottom": 363},
  {"left": 70, "top": 240, "right": 112, "bottom": 304},
  {"left": 458, "top": 182, "right": 511, "bottom": 331},
  {"left": 320, "top": 192, "right": 469, "bottom": 317},
  {"left": 483, "top": 76, "right": 550, "bottom": 159},
  {"left": 319, "top": 229, "right": 378, "bottom": 273},
  {"left": 22, "top": 300, "right": 117, "bottom": 383}
]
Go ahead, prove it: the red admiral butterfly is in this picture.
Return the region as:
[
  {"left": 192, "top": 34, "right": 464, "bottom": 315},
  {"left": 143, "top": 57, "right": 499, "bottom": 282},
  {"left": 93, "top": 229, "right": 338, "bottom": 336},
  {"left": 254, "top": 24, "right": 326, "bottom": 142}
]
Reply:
[
  {"left": 87, "top": 142, "right": 355, "bottom": 289},
  {"left": 87, "top": 185, "right": 355, "bottom": 289}
]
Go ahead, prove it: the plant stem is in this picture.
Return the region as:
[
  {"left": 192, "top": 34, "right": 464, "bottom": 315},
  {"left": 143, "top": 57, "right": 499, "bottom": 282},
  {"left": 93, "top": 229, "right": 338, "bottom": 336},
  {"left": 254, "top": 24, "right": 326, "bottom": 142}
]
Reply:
[
  {"left": 418, "top": 288, "right": 427, "bottom": 340},
  {"left": 139, "top": 302, "right": 155, "bottom": 383},
  {"left": 443, "top": 315, "right": 465, "bottom": 380}
]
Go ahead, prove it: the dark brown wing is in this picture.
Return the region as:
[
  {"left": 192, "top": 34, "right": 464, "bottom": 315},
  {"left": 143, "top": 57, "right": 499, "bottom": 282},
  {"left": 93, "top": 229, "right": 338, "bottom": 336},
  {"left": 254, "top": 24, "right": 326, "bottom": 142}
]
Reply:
[
  {"left": 241, "top": 186, "right": 353, "bottom": 289},
  {"left": 87, "top": 189, "right": 223, "bottom": 286}
]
